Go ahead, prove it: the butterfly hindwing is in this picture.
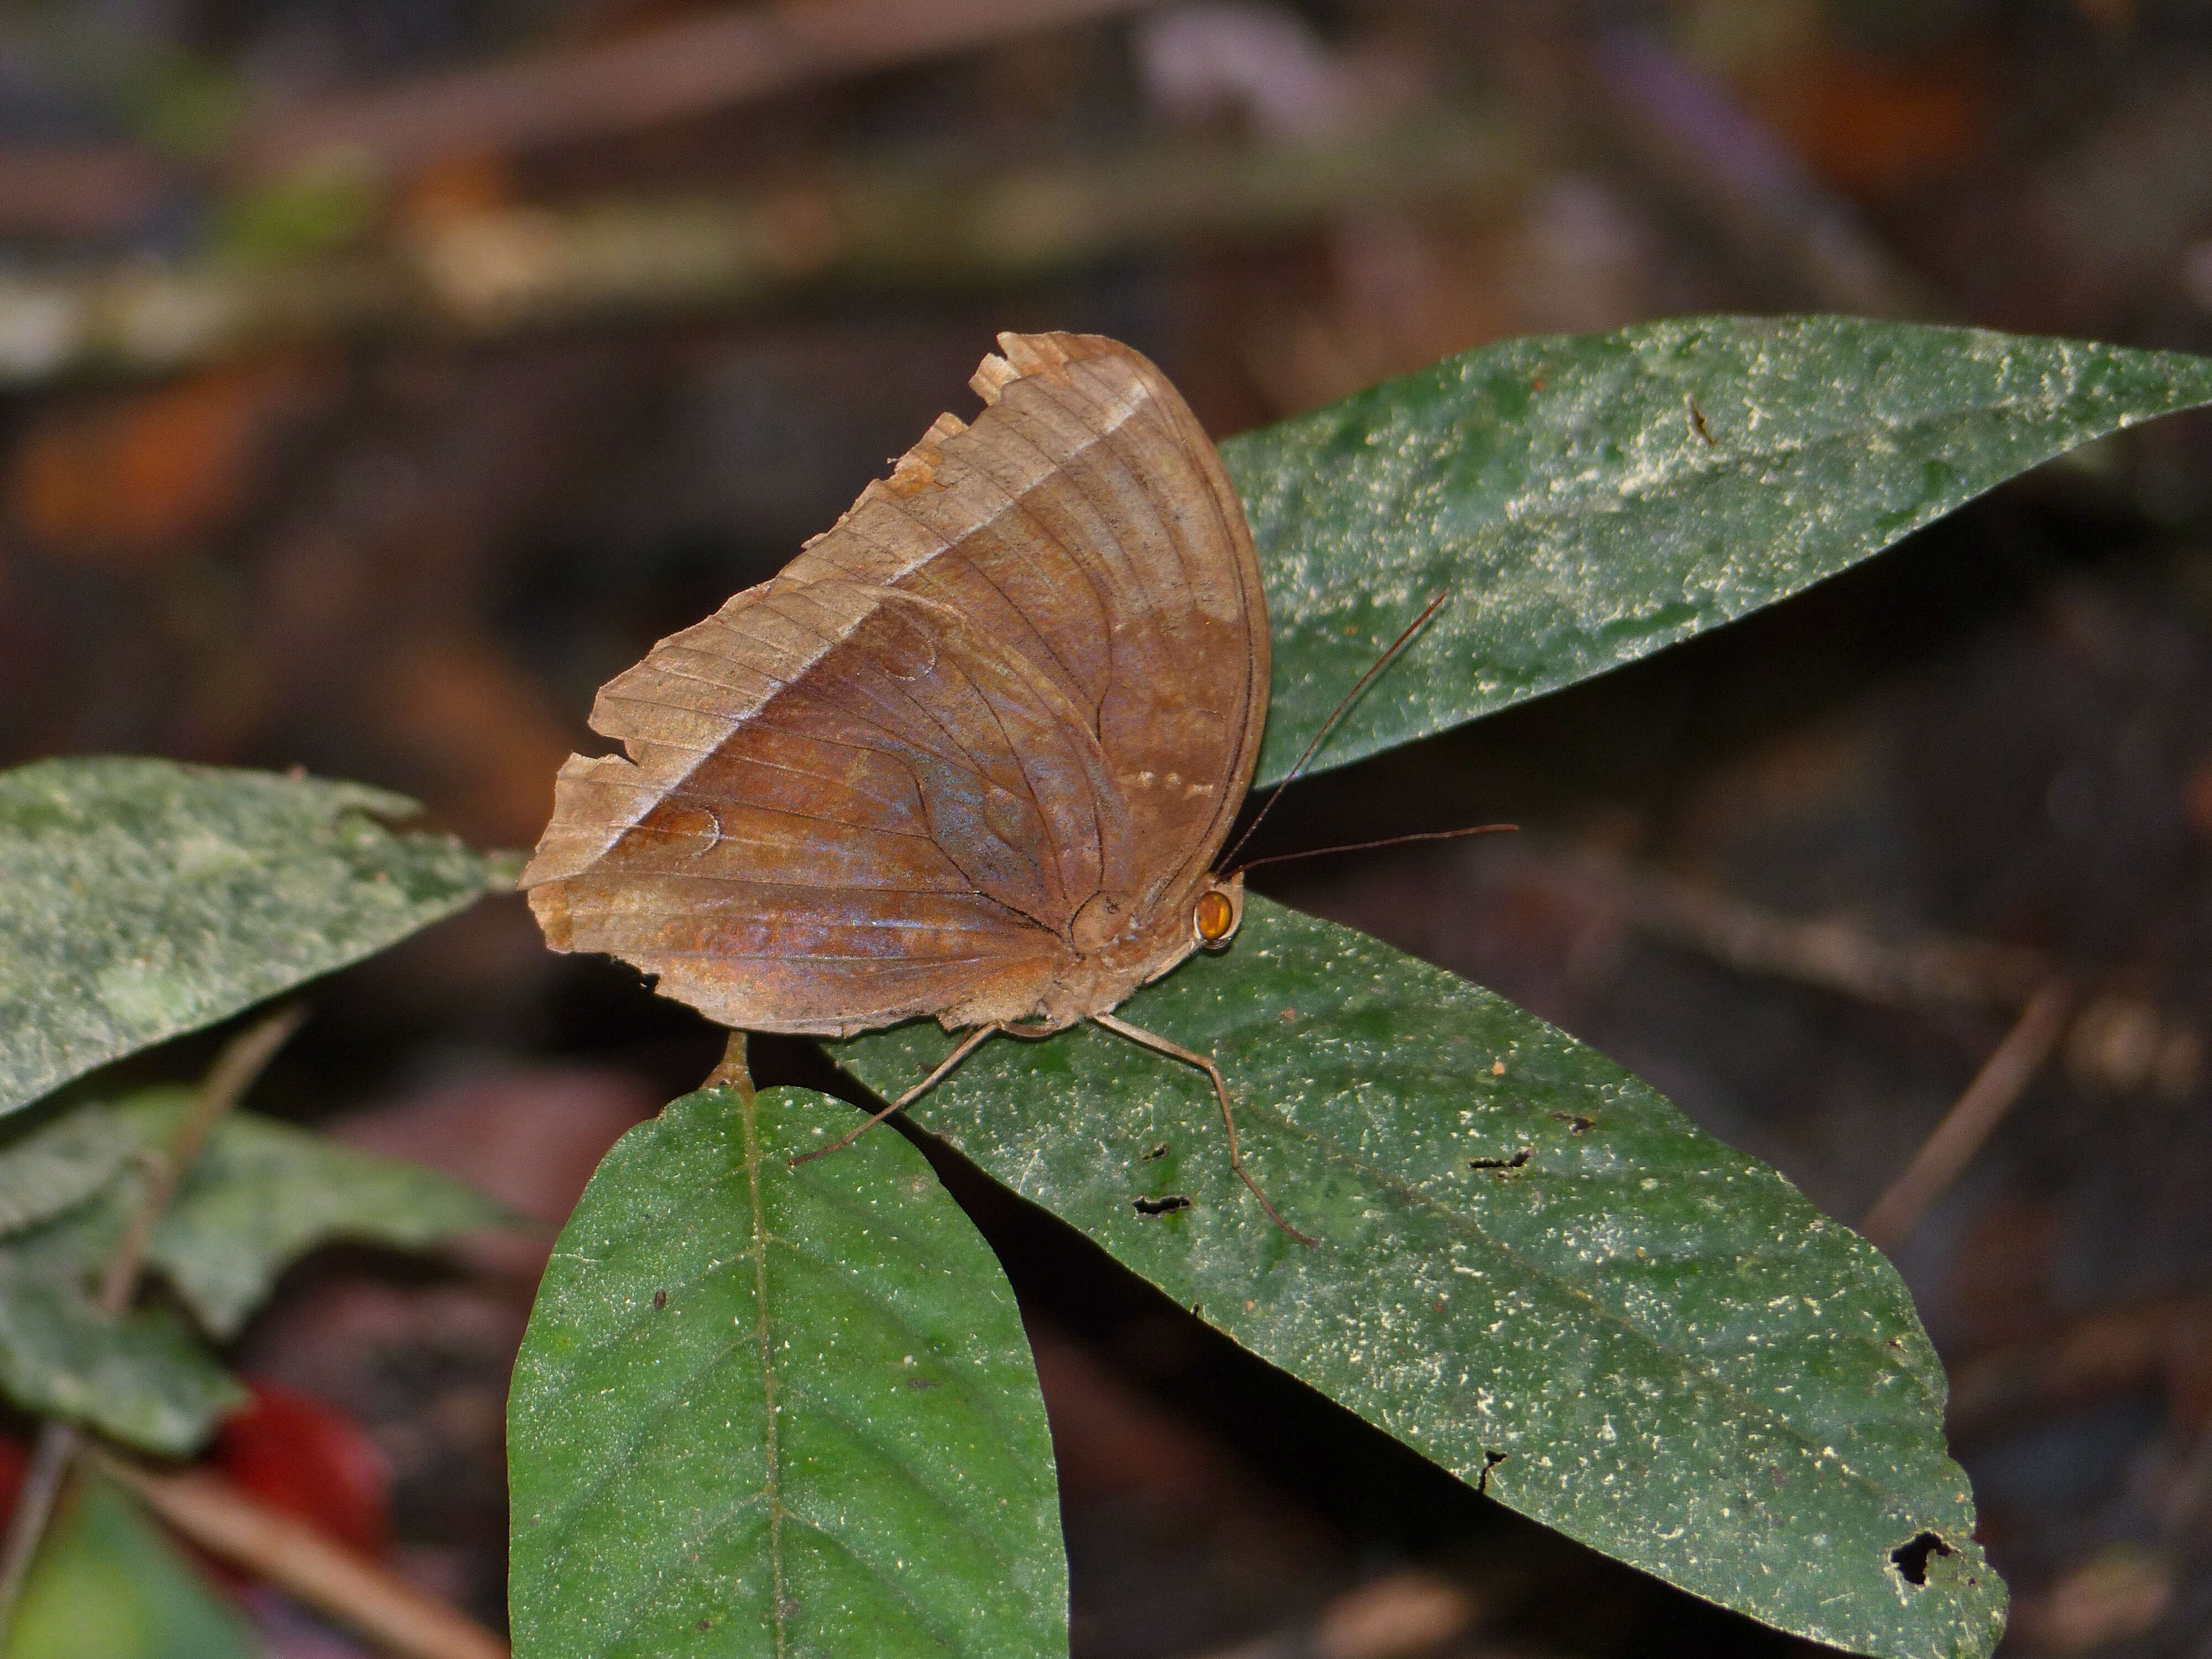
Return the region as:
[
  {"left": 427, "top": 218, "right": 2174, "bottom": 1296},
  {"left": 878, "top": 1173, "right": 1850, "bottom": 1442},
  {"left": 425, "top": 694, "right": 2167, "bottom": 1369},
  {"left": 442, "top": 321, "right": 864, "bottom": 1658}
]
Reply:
[{"left": 525, "top": 579, "right": 1126, "bottom": 1034}]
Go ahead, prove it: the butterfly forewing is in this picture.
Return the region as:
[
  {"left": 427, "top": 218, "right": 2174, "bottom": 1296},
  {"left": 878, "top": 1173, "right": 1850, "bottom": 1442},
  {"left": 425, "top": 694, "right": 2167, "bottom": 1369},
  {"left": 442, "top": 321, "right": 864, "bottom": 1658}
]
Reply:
[{"left": 523, "top": 331, "right": 1267, "bottom": 1039}]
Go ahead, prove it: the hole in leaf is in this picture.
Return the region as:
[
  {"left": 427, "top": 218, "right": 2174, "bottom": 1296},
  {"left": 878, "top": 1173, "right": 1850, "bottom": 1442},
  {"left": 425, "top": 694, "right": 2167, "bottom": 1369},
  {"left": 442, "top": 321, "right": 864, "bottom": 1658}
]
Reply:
[
  {"left": 653, "top": 1289, "right": 667, "bottom": 1310},
  {"left": 1141, "top": 1142, "right": 1171, "bottom": 1161},
  {"left": 1551, "top": 1113, "right": 1595, "bottom": 1135},
  {"left": 1891, "top": 1531, "right": 1952, "bottom": 1585},
  {"left": 1468, "top": 1148, "right": 1532, "bottom": 1172},
  {"left": 1477, "top": 1449, "right": 1507, "bottom": 1493},
  {"left": 1134, "top": 1194, "right": 1192, "bottom": 1216}
]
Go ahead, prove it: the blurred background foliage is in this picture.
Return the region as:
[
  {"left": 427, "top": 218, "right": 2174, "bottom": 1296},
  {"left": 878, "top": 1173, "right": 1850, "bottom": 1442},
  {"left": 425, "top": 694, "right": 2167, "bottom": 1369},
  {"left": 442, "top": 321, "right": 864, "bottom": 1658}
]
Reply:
[{"left": 5, "top": 1, "right": 2212, "bottom": 1655}]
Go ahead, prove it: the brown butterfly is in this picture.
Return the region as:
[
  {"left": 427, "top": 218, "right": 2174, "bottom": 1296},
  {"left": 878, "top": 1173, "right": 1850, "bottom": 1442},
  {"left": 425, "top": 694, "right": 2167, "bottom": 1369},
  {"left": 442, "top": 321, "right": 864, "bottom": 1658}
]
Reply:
[{"left": 521, "top": 331, "right": 1307, "bottom": 1236}]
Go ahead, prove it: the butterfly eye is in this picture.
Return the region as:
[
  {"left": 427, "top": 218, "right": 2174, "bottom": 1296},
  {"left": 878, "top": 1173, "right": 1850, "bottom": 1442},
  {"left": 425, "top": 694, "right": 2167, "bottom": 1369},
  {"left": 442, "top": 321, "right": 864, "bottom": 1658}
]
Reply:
[{"left": 1193, "top": 889, "right": 1238, "bottom": 947}]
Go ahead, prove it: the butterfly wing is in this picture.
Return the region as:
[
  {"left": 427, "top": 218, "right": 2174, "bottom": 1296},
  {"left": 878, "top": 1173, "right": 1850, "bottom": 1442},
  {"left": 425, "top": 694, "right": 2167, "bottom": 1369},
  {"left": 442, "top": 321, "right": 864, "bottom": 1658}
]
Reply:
[
  {"left": 526, "top": 577, "right": 1141, "bottom": 1035},
  {"left": 784, "top": 332, "right": 1269, "bottom": 919},
  {"left": 522, "top": 332, "right": 1267, "bottom": 1037}
]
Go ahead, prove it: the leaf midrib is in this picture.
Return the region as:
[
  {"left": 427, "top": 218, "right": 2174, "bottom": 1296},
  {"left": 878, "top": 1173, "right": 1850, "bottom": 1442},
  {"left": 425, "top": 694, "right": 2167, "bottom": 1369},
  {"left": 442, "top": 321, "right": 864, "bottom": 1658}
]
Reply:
[
  {"left": 740, "top": 1093, "right": 789, "bottom": 1659},
  {"left": 1271, "top": 397, "right": 2151, "bottom": 579}
]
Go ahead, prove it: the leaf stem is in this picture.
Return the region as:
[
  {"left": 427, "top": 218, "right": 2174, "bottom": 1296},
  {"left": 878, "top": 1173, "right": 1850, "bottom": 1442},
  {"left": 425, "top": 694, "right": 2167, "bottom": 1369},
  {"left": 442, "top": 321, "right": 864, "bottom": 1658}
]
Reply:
[
  {"left": 97, "top": 1005, "right": 308, "bottom": 1316},
  {"left": 0, "top": 1003, "right": 305, "bottom": 1637}
]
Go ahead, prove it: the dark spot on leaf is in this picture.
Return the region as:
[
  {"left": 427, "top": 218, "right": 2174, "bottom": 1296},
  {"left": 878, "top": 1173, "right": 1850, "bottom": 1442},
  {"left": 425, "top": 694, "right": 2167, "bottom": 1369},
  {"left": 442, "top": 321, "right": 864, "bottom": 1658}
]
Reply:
[
  {"left": 1134, "top": 1193, "right": 1192, "bottom": 1215},
  {"left": 1477, "top": 1449, "right": 1507, "bottom": 1494},
  {"left": 1891, "top": 1531, "right": 1953, "bottom": 1585},
  {"left": 904, "top": 1375, "right": 938, "bottom": 1390},
  {"left": 1468, "top": 1148, "right": 1531, "bottom": 1172},
  {"left": 779, "top": 1598, "right": 802, "bottom": 1620},
  {"left": 1689, "top": 397, "right": 1715, "bottom": 446},
  {"left": 1552, "top": 1113, "right": 1595, "bottom": 1135},
  {"left": 653, "top": 1289, "right": 667, "bottom": 1311},
  {"left": 1766, "top": 1465, "right": 1789, "bottom": 1490},
  {"left": 697, "top": 1619, "right": 713, "bottom": 1631},
  {"left": 1280, "top": 1007, "right": 1298, "bottom": 1024},
  {"left": 1141, "top": 1142, "right": 1170, "bottom": 1161}
]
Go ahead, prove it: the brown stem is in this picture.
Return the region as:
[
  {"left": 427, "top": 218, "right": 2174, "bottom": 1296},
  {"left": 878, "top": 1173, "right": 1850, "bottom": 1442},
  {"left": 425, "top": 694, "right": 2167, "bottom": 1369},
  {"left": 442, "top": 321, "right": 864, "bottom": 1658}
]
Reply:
[
  {"left": 1860, "top": 983, "right": 2074, "bottom": 1251},
  {"left": 0, "top": 1004, "right": 306, "bottom": 1639},
  {"left": 1615, "top": 864, "right": 2053, "bottom": 1013},
  {"left": 98, "top": 1005, "right": 308, "bottom": 1316},
  {"left": 703, "top": 1031, "right": 755, "bottom": 1103},
  {"left": 88, "top": 1452, "right": 507, "bottom": 1659}
]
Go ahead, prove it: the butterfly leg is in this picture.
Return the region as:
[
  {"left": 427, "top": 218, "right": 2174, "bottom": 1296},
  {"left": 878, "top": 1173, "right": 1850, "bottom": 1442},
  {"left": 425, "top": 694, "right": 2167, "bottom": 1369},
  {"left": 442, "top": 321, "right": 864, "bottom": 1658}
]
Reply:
[
  {"left": 790, "top": 1022, "right": 1003, "bottom": 1167},
  {"left": 1091, "top": 1013, "right": 1317, "bottom": 1248}
]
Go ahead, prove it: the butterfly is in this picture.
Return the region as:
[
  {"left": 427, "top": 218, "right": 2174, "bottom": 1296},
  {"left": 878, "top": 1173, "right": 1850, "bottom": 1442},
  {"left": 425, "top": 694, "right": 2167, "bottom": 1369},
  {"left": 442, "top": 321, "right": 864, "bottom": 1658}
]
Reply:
[{"left": 520, "top": 330, "right": 1308, "bottom": 1237}]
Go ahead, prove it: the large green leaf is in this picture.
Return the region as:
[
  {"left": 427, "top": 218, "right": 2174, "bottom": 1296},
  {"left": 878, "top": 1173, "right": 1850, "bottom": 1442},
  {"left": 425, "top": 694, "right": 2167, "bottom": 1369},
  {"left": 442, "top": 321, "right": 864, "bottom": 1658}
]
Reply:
[
  {"left": 2, "top": 1478, "right": 259, "bottom": 1659},
  {"left": 833, "top": 898, "right": 2004, "bottom": 1659},
  {"left": 0, "top": 1249, "right": 244, "bottom": 1455},
  {"left": 0, "top": 757, "right": 500, "bottom": 1114},
  {"left": 1230, "top": 316, "right": 2212, "bottom": 785},
  {"left": 509, "top": 1086, "right": 1065, "bottom": 1659}
]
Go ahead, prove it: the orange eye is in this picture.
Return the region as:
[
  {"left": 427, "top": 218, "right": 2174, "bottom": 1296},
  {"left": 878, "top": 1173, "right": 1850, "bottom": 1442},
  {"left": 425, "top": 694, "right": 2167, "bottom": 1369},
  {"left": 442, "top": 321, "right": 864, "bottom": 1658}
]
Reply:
[{"left": 1194, "top": 889, "right": 1235, "bottom": 943}]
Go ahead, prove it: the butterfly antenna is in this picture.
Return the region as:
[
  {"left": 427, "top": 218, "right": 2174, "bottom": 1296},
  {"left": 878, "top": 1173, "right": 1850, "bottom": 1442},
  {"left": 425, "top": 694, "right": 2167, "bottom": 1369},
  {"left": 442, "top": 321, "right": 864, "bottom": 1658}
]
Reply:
[
  {"left": 1219, "top": 592, "right": 1452, "bottom": 872},
  {"left": 1232, "top": 823, "right": 1517, "bottom": 875}
]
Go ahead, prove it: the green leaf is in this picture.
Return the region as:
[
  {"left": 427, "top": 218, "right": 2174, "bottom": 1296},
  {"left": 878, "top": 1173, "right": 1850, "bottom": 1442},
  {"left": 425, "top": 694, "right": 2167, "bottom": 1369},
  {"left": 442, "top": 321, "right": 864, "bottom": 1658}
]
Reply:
[
  {"left": 0, "top": 757, "right": 498, "bottom": 1115},
  {"left": 121, "top": 1089, "right": 515, "bottom": 1338},
  {"left": 1229, "top": 315, "right": 2212, "bottom": 785},
  {"left": 509, "top": 1086, "right": 1065, "bottom": 1659},
  {"left": 833, "top": 898, "right": 2004, "bottom": 1659},
  {"left": 0, "top": 1248, "right": 244, "bottom": 1456},
  {"left": 3, "top": 1477, "right": 259, "bottom": 1659},
  {"left": 0, "top": 1084, "right": 502, "bottom": 1449},
  {"left": 0, "top": 1103, "right": 136, "bottom": 1235}
]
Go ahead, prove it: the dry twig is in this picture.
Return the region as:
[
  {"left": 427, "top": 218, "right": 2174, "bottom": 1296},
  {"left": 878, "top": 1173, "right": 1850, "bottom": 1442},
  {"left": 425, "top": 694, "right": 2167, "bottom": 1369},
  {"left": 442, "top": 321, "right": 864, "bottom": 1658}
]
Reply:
[
  {"left": 1859, "top": 983, "right": 2073, "bottom": 1251},
  {"left": 1947, "top": 1296, "right": 2212, "bottom": 1441},
  {"left": 90, "top": 1451, "right": 508, "bottom": 1659},
  {"left": 0, "top": 106, "right": 1521, "bottom": 387},
  {"left": 237, "top": 0, "right": 1160, "bottom": 181},
  {"left": 1617, "top": 867, "right": 2052, "bottom": 1014}
]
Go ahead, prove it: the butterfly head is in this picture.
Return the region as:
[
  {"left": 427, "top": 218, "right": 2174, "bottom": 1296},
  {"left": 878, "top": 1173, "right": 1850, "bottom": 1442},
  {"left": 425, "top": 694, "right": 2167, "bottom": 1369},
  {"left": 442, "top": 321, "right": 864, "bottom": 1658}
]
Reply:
[{"left": 1192, "top": 874, "right": 1245, "bottom": 952}]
